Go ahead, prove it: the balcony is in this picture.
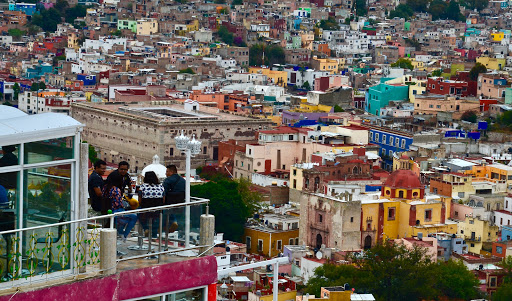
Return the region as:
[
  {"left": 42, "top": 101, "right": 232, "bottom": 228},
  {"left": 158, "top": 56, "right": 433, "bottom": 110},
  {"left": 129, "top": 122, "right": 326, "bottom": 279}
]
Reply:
[
  {"left": 465, "top": 236, "right": 481, "bottom": 242},
  {"left": 0, "top": 199, "right": 214, "bottom": 292}
]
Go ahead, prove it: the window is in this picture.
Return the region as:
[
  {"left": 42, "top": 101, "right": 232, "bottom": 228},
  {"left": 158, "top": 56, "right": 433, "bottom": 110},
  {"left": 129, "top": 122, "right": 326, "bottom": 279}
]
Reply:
[
  {"left": 490, "top": 277, "right": 497, "bottom": 287},
  {"left": 169, "top": 147, "right": 174, "bottom": 156},
  {"left": 382, "top": 134, "right": 386, "bottom": 144},
  {"left": 388, "top": 207, "right": 396, "bottom": 221},
  {"left": 370, "top": 132, "right": 374, "bottom": 141},
  {"left": 424, "top": 209, "right": 432, "bottom": 222},
  {"left": 390, "top": 137, "right": 394, "bottom": 145},
  {"left": 289, "top": 238, "right": 294, "bottom": 245},
  {"left": 455, "top": 211, "right": 458, "bottom": 217},
  {"left": 257, "top": 239, "right": 263, "bottom": 252},
  {"left": 470, "top": 243, "right": 475, "bottom": 247},
  {"left": 375, "top": 133, "right": 379, "bottom": 142},
  {"left": 350, "top": 217, "right": 354, "bottom": 222},
  {"left": 401, "top": 139, "right": 405, "bottom": 148},
  {"left": 436, "top": 105, "right": 441, "bottom": 109},
  {"left": 295, "top": 238, "right": 299, "bottom": 245},
  {"left": 318, "top": 214, "right": 323, "bottom": 223},
  {"left": 289, "top": 135, "right": 294, "bottom": 140},
  {"left": 277, "top": 240, "right": 282, "bottom": 250},
  {"left": 246, "top": 236, "right": 251, "bottom": 249},
  {"left": 458, "top": 192, "right": 465, "bottom": 198}
]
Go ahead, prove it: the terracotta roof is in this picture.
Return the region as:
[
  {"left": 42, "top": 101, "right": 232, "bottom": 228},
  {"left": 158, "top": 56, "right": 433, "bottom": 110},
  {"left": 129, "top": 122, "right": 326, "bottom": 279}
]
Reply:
[{"left": 384, "top": 169, "right": 422, "bottom": 189}]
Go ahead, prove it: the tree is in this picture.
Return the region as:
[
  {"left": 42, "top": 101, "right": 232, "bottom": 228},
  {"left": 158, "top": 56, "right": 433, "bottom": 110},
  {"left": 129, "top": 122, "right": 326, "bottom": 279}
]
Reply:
[
  {"left": 12, "top": 83, "right": 20, "bottom": 100},
  {"left": 434, "top": 260, "right": 479, "bottom": 300},
  {"left": 391, "top": 58, "right": 414, "bottom": 70},
  {"left": 190, "top": 178, "right": 261, "bottom": 241},
  {"left": 31, "top": 8, "right": 62, "bottom": 32},
  {"left": 428, "top": 0, "right": 448, "bottom": 20},
  {"left": 470, "top": 62, "right": 487, "bottom": 81},
  {"left": 249, "top": 44, "right": 285, "bottom": 67},
  {"left": 218, "top": 25, "right": 234, "bottom": 45},
  {"left": 179, "top": 68, "right": 195, "bottom": 74},
  {"left": 302, "top": 81, "right": 311, "bottom": 91},
  {"left": 494, "top": 283, "right": 512, "bottom": 301},
  {"left": 334, "top": 105, "right": 344, "bottom": 112},
  {"left": 446, "top": 1, "right": 465, "bottom": 22},
  {"left": 65, "top": 4, "right": 86, "bottom": 24},
  {"left": 231, "top": 0, "right": 243, "bottom": 6},
  {"left": 318, "top": 16, "right": 339, "bottom": 30},
  {"left": 461, "top": 111, "right": 478, "bottom": 123},
  {"left": 406, "top": 0, "right": 429, "bottom": 12},
  {"left": 306, "top": 241, "right": 478, "bottom": 301},
  {"left": 354, "top": 0, "right": 367, "bottom": 16},
  {"left": 389, "top": 4, "right": 414, "bottom": 20},
  {"left": 8, "top": 29, "right": 25, "bottom": 39},
  {"left": 460, "top": 0, "right": 488, "bottom": 11},
  {"left": 431, "top": 69, "right": 443, "bottom": 77}
]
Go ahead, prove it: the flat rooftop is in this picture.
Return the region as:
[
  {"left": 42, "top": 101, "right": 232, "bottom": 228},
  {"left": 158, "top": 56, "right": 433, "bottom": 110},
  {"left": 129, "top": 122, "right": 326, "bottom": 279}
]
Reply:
[{"left": 72, "top": 102, "right": 265, "bottom": 123}]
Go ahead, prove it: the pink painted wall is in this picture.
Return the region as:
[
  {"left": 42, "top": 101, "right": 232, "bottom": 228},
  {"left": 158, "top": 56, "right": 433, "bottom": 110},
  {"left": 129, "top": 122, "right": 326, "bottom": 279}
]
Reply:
[
  {"left": 450, "top": 201, "right": 476, "bottom": 221},
  {"left": 0, "top": 256, "right": 218, "bottom": 301}
]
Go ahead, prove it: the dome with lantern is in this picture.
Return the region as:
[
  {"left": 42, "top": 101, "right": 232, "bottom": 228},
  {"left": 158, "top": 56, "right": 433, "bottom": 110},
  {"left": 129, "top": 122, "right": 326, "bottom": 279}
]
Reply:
[
  {"left": 140, "top": 154, "right": 167, "bottom": 182},
  {"left": 381, "top": 169, "right": 424, "bottom": 200}
]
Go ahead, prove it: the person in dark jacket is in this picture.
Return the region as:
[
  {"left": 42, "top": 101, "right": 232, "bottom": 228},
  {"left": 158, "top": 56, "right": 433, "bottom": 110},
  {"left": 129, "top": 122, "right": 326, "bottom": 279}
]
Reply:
[{"left": 162, "top": 165, "right": 185, "bottom": 233}]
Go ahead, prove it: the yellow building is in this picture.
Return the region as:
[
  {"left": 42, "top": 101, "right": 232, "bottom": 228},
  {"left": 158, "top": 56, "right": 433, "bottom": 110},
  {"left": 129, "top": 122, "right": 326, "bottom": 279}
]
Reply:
[
  {"left": 296, "top": 101, "right": 332, "bottom": 113},
  {"left": 458, "top": 216, "right": 499, "bottom": 254},
  {"left": 310, "top": 287, "right": 352, "bottom": 301},
  {"left": 491, "top": 32, "right": 504, "bottom": 42},
  {"left": 67, "top": 31, "right": 79, "bottom": 50},
  {"left": 311, "top": 56, "right": 338, "bottom": 74},
  {"left": 186, "top": 19, "right": 199, "bottom": 32},
  {"left": 249, "top": 290, "right": 297, "bottom": 301},
  {"left": 248, "top": 67, "right": 287, "bottom": 87},
  {"left": 244, "top": 214, "right": 299, "bottom": 257},
  {"left": 476, "top": 56, "right": 506, "bottom": 71},
  {"left": 136, "top": 18, "right": 158, "bottom": 35},
  {"left": 410, "top": 59, "right": 426, "bottom": 71},
  {"left": 361, "top": 169, "right": 456, "bottom": 249}
]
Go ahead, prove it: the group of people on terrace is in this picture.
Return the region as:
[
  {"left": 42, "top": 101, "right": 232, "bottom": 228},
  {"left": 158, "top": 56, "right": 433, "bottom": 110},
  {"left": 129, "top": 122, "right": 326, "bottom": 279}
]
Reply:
[{"left": 88, "top": 160, "right": 185, "bottom": 243}]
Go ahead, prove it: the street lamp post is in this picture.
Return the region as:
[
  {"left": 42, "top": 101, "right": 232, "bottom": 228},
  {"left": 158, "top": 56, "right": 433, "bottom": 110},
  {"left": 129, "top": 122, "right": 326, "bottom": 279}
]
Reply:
[{"left": 175, "top": 130, "right": 201, "bottom": 248}]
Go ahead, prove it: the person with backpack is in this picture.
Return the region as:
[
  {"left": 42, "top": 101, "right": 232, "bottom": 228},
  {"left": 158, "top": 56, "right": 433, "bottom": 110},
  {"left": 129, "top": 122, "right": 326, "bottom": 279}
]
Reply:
[{"left": 162, "top": 165, "right": 185, "bottom": 234}]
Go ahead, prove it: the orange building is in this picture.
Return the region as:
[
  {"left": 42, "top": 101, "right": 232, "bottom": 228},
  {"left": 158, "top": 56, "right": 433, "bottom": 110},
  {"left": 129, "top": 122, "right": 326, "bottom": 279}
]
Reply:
[{"left": 190, "top": 91, "right": 248, "bottom": 112}]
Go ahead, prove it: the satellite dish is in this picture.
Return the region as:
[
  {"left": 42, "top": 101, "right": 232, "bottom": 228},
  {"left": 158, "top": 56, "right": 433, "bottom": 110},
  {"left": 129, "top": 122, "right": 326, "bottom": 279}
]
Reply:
[{"left": 316, "top": 251, "right": 323, "bottom": 259}]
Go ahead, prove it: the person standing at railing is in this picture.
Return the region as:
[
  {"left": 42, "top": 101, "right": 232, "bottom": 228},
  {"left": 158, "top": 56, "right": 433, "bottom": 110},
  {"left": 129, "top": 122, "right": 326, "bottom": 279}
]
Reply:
[
  {"left": 104, "top": 172, "right": 137, "bottom": 242},
  {"left": 138, "top": 171, "right": 165, "bottom": 239},
  {"left": 163, "top": 165, "right": 185, "bottom": 234},
  {"left": 88, "top": 160, "right": 107, "bottom": 213}
]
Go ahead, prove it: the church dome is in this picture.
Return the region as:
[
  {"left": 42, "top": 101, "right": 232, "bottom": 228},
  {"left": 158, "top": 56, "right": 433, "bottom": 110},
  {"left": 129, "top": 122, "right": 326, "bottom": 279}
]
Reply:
[
  {"left": 141, "top": 154, "right": 167, "bottom": 180},
  {"left": 384, "top": 169, "right": 422, "bottom": 189}
]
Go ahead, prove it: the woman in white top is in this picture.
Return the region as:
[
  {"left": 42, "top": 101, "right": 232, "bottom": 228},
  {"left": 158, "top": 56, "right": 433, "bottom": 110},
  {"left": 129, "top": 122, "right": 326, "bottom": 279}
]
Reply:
[{"left": 138, "top": 171, "right": 165, "bottom": 238}]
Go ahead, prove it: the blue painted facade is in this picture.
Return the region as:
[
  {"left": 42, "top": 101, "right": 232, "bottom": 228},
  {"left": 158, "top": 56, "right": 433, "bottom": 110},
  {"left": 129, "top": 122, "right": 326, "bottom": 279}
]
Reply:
[
  {"left": 436, "top": 235, "right": 467, "bottom": 261},
  {"left": 26, "top": 64, "right": 54, "bottom": 79},
  {"left": 77, "top": 74, "right": 96, "bottom": 87},
  {"left": 502, "top": 225, "right": 512, "bottom": 241},
  {"left": 369, "top": 128, "right": 413, "bottom": 169},
  {"left": 8, "top": 2, "right": 36, "bottom": 16}
]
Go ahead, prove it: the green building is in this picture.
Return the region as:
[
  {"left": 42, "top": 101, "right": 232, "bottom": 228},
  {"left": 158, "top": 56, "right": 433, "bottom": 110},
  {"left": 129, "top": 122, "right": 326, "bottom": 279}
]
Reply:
[
  {"left": 366, "top": 83, "right": 409, "bottom": 116},
  {"left": 117, "top": 20, "right": 137, "bottom": 33}
]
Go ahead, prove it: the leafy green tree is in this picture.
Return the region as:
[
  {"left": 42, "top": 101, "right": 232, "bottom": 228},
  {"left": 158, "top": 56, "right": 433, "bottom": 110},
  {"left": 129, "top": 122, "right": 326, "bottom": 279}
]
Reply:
[
  {"left": 191, "top": 178, "right": 261, "bottom": 241},
  {"left": 391, "top": 58, "right": 414, "bottom": 70},
  {"left": 461, "top": 111, "right": 478, "bottom": 123},
  {"left": 494, "top": 283, "right": 512, "bottom": 301},
  {"left": 31, "top": 8, "right": 62, "bottom": 32},
  {"left": 354, "top": 0, "right": 367, "bottom": 16},
  {"left": 460, "top": 0, "right": 488, "bottom": 11},
  {"left": 249, "top": 44, "right": 285, "bottom": 67},
  {"left": 406, "top": 0, "right": 429, "bottom": 12},
  {"left": 302, "top": 81, "right": 311, "bottom": 91},
  {"left": 446, "top": 1, "right": 465, "bottom": 22},
  {"left": 334, "top": 105, "right": 344, "bottom": 112},
  {"left": 12, "top": 83, "right": 20, "bottom": 100},
  {"left": 179, "top": 68, "right": 195, "bottom": 74},
  {"left": 431, "top": 69, "right": 443, "bottom": 77},
  {"left": 389, "top": 4, "right": 414, "bottom": 20},
  {"left": 218, "top": 25, "right": 234, "bottom": 45},
  {"left": 318, "top": 16, "right": 339, "bottom": 30},
  {"left": 215, "top": 0, "right": 226, "bottom": 3},
  {"left": 8, "top": 29, "right": 25, "bottom": 38},
  {"left": 434, "top": 260, "right": 479, "bottom": 300},
  {"left": 65, "top": 4, "right": 86, "bottom": 24},
  {"left": 54, "top": 0, "right": 69, "bottom": 12},
  {"left": 470, "top": 62, "right": 487, "bottom": 81},
  {"left": 428, "top": 0, "right": 448, "bottom": 20},
  {"left": 231, "top": 0, "right": 243, "bottom": 5}
]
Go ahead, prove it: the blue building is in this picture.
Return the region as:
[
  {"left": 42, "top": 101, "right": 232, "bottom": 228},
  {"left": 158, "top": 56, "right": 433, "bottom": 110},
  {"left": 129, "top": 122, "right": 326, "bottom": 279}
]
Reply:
[
  {"left": 8, "top": 2, "right": 36, "bottom": 16},
  {"left": 502, "top": 225, "right": 512, "bottom": 241},
  {"left": 434, "top": 233, "right": 467, "bottom": 261},
  {"left": 369, "top": 127, "right": 413, "bottom": 170},
  {"left": 26, "top": 64, "right": 54, "bottom": 79},
  {"left": 77, "top": 74, "right": 96, "bottom": 87}
]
